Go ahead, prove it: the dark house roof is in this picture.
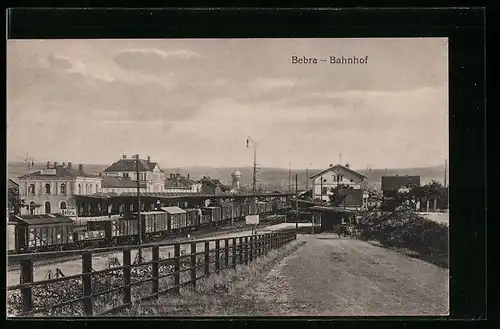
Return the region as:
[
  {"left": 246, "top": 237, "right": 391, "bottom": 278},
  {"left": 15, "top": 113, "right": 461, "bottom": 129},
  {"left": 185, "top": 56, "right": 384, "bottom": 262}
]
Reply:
[
  {"left": 381, "top": 175, "right": 421, "bottom": 191},
  {"left": 18, "top": 165, "right": 97, "bottom": 179},
  {"left": 310, "top": 164, "right": 368, "bottom": 180},
  {"left": 104, "top": 158, "right": 162, "bottom": 173},
  {"left": 338, "top": 189, "right": 364, "bottom": 207},
  {"left": 8, "top": 178, "right": 19, "bottom": 189},
  {"left": 198, "top": 177, "right": 230, "bottom": 191},
  {"left": 165, "top": 178, "right": 191, "bottom": 188},
  {"left": 102, "top": 176, "right": 146, "bottom": 189}
]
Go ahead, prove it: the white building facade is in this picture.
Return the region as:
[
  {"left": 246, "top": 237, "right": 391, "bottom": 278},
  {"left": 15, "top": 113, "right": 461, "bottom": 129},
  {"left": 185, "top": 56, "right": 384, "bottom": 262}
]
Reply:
[
  {"left": 310, "top": 164, "right": 369, "bottom": 211},
  {"left": 18, "top": 162, "right": 101, "bottom": 215}
]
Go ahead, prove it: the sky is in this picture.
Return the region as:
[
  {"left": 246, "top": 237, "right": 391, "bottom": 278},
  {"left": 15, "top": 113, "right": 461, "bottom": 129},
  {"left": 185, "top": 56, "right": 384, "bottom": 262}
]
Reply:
[{"left": 7, "top": 38, "right": 448, "bottom": 170}]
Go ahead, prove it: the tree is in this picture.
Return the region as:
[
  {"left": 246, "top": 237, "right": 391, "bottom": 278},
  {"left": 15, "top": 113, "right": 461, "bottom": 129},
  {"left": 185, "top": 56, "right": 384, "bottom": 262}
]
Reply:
[
  {"left": 329, "top": 184, "right": 354, "bottom": 207},
  {"left": 8, "top": 187, "right": 24, "bottom": 215},
  {"left": 420, "top": 180, "right": 445, "bottom": 211}
]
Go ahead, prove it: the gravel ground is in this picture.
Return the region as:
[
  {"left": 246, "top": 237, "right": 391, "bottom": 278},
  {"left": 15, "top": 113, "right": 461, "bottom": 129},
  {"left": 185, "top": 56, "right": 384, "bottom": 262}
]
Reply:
[{"left": 231, "top": 233, "right": 449, "bottom": 316}]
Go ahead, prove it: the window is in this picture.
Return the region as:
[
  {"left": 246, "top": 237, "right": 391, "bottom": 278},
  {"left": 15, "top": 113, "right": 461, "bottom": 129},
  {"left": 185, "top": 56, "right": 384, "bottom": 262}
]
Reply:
[
  {"left": 60, "top": 201, "right": 67, "bottom": 210},
  {"left": 28, "top": 183, "right": 36, "bottom": 196},
  {"left": 29, "top": 201, "right": 36, "bottom": 215},
  {"left": 60, "top": 183, "right": 67, "bottom": 195},
  {"left": 78, "top": 184, "right": 82, "bottom": 194},
  {"left": 86, "top": 184, "right": 90, "bottom": 194},
  {"left": 44, "top": 201, "right": 51, "bottom": 214},
  {"left": 321, "top": 187, "right": 328, "bottom": 194},
  {"left": 123, "top": 173, "right": 130, "bottom": 179},
  {"left": 45, "top": 183, "right": 51, "bottom": 195}
]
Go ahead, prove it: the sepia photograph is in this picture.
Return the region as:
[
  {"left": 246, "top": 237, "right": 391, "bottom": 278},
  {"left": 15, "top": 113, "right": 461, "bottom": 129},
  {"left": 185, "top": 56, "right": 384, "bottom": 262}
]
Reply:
[{"left": 7, "top": 38, "right": 449, "bottom": 317}]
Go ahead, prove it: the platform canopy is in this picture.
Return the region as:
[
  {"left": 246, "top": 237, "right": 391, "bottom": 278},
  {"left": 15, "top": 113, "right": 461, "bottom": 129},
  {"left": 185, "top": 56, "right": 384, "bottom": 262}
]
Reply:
[{"left": 309, "top": 206, "right": 357, "bottom": 214}]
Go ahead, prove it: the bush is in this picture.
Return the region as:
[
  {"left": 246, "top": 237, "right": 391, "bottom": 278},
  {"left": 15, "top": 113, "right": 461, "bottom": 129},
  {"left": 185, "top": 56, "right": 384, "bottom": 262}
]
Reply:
[{"left": 358, "top": 210, "right": 448, "bottom": 255}]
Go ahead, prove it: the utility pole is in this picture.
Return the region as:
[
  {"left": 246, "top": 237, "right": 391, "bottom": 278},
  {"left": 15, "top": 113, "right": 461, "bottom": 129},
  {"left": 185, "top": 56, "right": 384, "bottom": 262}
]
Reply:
[
  {"left": 295, "top": 173, "right": 299, "bottom": 230},
  {"left": 247, "top": 137, "right": 258, "bottom": 198},
  {"left": 25, "top": 152, "right": 35, "bottom": 215},
  {"left": 305, "top": 169, "right": 309, "bottom": 191},
  {"left": 135, "top": 154, "right": 143, "bottom": 263},
  {"left": 288, "top": 162, "right": 292, "bottom": 195}
]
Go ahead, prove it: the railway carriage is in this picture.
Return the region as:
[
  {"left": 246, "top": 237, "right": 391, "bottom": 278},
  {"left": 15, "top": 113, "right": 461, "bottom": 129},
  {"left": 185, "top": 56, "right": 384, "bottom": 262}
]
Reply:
[
  {"left": 185, "top": 208, "right": 202, "bottom": 229},
  {"left": 202, "top": 207, "right": 222, "bottom": 226},
  {"left": 161, "top": 207, "right": 188, "bottom": 234},
  {"left": 10, "top": 214, "right": 75, "bottom": 253}
]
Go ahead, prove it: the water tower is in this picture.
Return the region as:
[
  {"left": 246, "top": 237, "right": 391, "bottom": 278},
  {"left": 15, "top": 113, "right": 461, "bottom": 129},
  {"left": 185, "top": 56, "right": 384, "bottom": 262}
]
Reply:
[{"left": 231, "top": 169, "right": 242, "bottom": 191}]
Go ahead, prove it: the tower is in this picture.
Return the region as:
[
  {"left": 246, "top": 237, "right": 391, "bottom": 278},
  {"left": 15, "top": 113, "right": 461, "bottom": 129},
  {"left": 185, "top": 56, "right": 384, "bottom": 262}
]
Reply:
[{"left": 231, "top": 170, "right": 242, "bottom": 191}]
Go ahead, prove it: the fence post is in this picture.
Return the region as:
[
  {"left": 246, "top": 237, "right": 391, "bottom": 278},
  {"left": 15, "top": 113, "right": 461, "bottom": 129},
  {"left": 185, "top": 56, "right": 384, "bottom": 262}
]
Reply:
[
  {"left": 204, "top": 241, "right": 210, "bottom": 277},
  {"left": 20, "top": 259, "right": 33, "bottom": 313},
  {"left": 215, "top": 240, "right": 220, "bottom": 272},
  {"left": 151, "top": 246, "right": 159, "bottom": 295},
  {"left": 232, "top": 238, "right": 237, "bottom": 268},
  {"left": 174, "top": 243, "right": 180, "bottom": 294},
  {"left": 224, "top": 239, "right": 229, "bottom": 269},
  {"left": 123, "top": 249, "right": 131, "bottom": 306},
  {"left": 239, "top": 237, "right": 243, "bottom": 265},
  {"left": 244, "top": 236, "right": 249, "bottom": 265},
  {"left": 191, "top": 242, "right": 197, "bottom": 289},
  {"left": 82, "top": 251, "right": 93, "bottom": 316},
  {"left": 249, "top": 235, "right": 254, "bottom": 262}
]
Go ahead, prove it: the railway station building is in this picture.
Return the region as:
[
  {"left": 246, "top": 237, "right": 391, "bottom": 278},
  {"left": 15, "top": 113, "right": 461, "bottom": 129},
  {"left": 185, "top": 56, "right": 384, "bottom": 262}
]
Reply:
[{"left": 18, "top": 162, "right": 102, "bottom": 215}]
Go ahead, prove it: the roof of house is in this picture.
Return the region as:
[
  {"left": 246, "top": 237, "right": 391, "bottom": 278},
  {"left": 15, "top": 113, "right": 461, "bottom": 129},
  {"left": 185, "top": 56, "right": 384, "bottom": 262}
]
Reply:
[
  {"left": 381, "top": 175, "right": 421, "bottom": 191},
  {"left": 8, "top": 178, "right": 19, "bottom": 188},
  {"left": 101, "top": 176, "right": 146, "bottom": 189},
  {"left": 18, "top": 165, "right": 98, "bottom": 180},
  {"left": 338, "top": 189, "right": 364, "bottom": 207},
  {"left": 310, "top": 164, "right": 368, "bottom": 180},
  {"left": 164, "top": 178, "right": 191, "bottom": 188},
  {"left": 11, "top": 214, "right": 75, "bottom": 226},
  {"left": 104, "top": 158, "right": 162, "bottom": 172},
  {"left": 160, "top": 206, "right": 187, "bottom": 215},
  {"left": 199, "top": 177, "right": 230, "bottom": 191}
]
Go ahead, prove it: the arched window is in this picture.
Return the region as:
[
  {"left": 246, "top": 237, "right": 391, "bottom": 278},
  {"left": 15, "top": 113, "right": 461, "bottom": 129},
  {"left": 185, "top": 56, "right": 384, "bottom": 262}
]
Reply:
[
  {"left": 60, "top": 183, "right": 67, "bottom": 195},
  {"left": 29, "top": 201, "right": 36, "bottom": 215},
  {"left": 28, "top": 183, "right": 36, "bottom": 195},
  {"left": 86, "top": 184, "right": 90, "bottom": 194},
  {"left": 60, "top": 201, "right": 67, "bottom": 210},
  {"left": 44, "top": 201, "right": 51, "bottom": 214},
  {"left": 78, "top": 184, "right": 82, "bottom": 194},
  {"left": 45, "top": 183, "right": 51, "bottom": 195}
]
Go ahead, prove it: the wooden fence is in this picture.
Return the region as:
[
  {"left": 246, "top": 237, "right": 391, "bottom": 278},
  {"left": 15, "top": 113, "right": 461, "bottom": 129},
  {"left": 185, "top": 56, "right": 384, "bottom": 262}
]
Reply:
[{"left": 7, "top": 231, "right": 297, "bottom": 317}]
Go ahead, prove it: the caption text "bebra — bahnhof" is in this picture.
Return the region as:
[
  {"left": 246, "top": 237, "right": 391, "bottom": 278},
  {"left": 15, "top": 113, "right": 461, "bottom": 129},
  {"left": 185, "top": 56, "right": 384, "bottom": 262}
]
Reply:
[{"left": 291, "top": 56, "right": 369, "bottom": 64}]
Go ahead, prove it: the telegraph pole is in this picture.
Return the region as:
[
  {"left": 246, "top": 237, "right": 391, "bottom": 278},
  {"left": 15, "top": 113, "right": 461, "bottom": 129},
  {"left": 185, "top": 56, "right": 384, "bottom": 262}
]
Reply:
[
  {"left": 135, "top": 154, "right": 143, "bottom": 263},
  {"left": 25, "top": 152, "right": 35, "bottom": 215},
  {"left": 295, "top": 173, "right": 299, "bottom": 230},
  {"left": 305, "top": 169, "right": 309, "bottom": 191},
  {"left": 288, "top": 162, "right": 291, "bottom": 194}
]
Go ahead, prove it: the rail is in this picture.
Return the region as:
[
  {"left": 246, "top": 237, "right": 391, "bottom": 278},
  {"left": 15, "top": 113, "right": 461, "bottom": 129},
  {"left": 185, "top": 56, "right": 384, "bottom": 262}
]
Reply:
[{"left": 7, "top": 230, "right": 297, "bottom": 317}]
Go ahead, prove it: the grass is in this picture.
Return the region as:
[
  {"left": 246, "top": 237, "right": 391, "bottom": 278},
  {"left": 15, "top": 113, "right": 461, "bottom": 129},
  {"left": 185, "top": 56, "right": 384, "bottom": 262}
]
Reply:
[{"left": 119, "top": 240, "right": 305, "bottom": 317}]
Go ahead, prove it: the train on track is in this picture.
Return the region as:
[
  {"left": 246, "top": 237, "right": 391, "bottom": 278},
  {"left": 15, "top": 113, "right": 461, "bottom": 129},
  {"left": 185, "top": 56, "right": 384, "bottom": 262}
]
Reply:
[{"left": 9, "top": 199, "right": 289, "bottom": 254}]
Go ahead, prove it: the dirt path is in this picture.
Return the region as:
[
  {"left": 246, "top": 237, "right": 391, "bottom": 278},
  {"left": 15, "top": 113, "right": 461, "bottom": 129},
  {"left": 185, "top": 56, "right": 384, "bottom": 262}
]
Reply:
[{"left": 234, "top": 233, "right": 449, "bottom": 316}]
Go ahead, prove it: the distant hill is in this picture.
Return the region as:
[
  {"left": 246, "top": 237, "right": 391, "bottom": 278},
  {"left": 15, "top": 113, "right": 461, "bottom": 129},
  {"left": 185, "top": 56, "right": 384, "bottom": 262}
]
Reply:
[{"left": 8, "top": 162, "right": 447, "bottom": 191}]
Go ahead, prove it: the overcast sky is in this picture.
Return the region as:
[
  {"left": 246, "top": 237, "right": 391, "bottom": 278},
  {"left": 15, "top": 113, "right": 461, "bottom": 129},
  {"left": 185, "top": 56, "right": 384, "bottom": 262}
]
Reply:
[{"left": 7, "top": 38, "right": 448, "bottom": 170}]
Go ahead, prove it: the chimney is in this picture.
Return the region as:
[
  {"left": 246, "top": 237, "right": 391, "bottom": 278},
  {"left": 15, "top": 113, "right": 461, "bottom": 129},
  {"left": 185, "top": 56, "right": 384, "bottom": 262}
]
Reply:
[
  {"left": 62, "top": 162, "right": 66, "bottom": 168},
  {"left": 122, "top": 154, "right": 127, "bottom": 159},
  {"left": 99, "top": 172, "right": 102, "bottom": 177},
  {"left": 147, "top": 156, "right": 151, "bottom": 162},
  {"left": 54, "top": 161, "right": 59, "bottom": 168},
  {"left": 68, "top": 162, "right": 72, "bottom": 168},
  {"left": 329, "top": 164, "right": 333, "bottom": 167},
  {"left": 188, "top": 174, "right": 190, "bottom": 179},
  {"left": 47, "top": 161, "right": 50, "bottom": 169},
  {"left": 79, "top": 164, "right": 83, "bottom": 172}
]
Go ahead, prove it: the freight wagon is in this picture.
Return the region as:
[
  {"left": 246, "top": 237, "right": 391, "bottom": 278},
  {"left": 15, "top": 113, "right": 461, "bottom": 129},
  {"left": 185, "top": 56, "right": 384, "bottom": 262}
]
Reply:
[{"left": 161, "top": 207, "right": 188, "bottom": 234}]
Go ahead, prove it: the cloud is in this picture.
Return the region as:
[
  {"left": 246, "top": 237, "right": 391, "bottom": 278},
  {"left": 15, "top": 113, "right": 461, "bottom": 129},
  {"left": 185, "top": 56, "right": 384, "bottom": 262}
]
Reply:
[
  {"left": 47, "top": 54, "right": 73, "bottom": 70},
  {"left": 114, "top": 48, "right": 203, "bottom": 73}
]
